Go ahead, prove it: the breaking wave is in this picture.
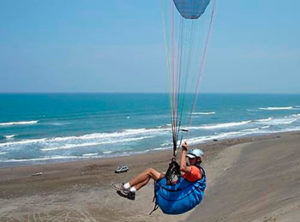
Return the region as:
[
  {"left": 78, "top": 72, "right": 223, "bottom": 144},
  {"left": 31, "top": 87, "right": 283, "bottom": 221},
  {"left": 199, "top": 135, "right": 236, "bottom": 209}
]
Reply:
[
  {"left": 187, "top": 120, "right": 251, "bottom": 130},
  {"left": 5, "top": 135, "right": 15, "bottom": 139},
  {"left": 192, "top": 112, "right": 215, "bottom": 115},
  {"left": 0, "top": 120, "right": 38, "bottom": 127},
  {"left": 259, "top": 106, "right": 293, "bottom": 111}
]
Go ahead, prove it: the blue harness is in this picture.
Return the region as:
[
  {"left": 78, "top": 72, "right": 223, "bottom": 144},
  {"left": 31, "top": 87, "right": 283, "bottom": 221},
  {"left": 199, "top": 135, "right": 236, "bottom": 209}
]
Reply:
[{"left": 152, "top": 166, "right": 206, "bottom": 215}]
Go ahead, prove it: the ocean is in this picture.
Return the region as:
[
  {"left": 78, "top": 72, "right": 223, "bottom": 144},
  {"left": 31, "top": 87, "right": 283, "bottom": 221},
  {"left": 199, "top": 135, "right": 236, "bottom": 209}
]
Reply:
[{"left": 0, "top": 93, "right": 299, "bottom": 167}]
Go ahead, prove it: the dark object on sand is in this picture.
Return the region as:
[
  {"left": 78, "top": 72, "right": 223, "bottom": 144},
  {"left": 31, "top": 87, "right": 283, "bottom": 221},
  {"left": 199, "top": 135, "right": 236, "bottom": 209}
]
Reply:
[
  {"left": 213, "top": 139, "right": 218, "bottom": 142},
  {"left": 115, "top": 165, "right": 129, "bottom": 173},
  {"left": 32, "top": 172, "right": 43, "bottom": 176}
]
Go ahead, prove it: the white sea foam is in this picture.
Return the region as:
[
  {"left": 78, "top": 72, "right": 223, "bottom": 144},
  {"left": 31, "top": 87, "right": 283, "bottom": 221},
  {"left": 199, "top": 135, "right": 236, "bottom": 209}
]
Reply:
[
  {"left": 40, "top": 136, "right": 153, "bottom": 151},
  {"left": 247, "top": 109, "right": 258, "bottom": 112},
  {"left": 252, "top": 114, "right": 300, "bottom": 126},
  {"left": 0, "top": 152, "right": 7, "bottom": 155},
  {"left": 269, "top": 118, "right": 296, "bottom": 125},
  {"left": 256, "top": 117, "right": 273, "bottom": 122},
  {"left": 0, "top": 138, "right": 46, "bottom": 148},
  {"left": 5, "top": 135, "right": 15, "bottom": 139},
  {"left": 0, "top": 155, "right": 95, "bottom": 163},
  {"left": 192, "top": 112, "right": 215, "bottom": 115},
  {"left": 123, "top": 128, "right": 169, "bottom": 135},
  {"left": 47, "top": 122, "right": 67, "bottom": 126},
  {"left": 241, "top": 127, "right": 260, "bottom": 132},
  {"left": 260, "top": 126, "right": 300, "bottom": 135},
  {"left": 2, "top": 125, "right": 300, "bottom": 163},
  {"left": 256, "top": 115, "right": 298, "bottom": 126},
  {"left": 153, "top": 147, "right": 169, "bottom": 151},
  {"left": 188, "top": 130, "right": 259, "bottom": 145},
  {"left": 49, "top": 128, "right": 168, "bottom": 143},
  {"left": 187, "top": 125, "right": 300, "bottom": 145},
  {"left": 0, "top": 127, "right": 168, "bottom": 149},
  {"left": 259, "top": 106, "right": 293, "bottom": 111},
  {"left": 82, "top": 153, "right": 98, "bottom": 157},
  {"left": 187, "top": 120, "right": 251, "bottom": 130},
  {"left": 3, "top": 115, "right": 296, "bottom": 152},
  {"left": 1, "top": 111, "right": 299, "bottom": 164},
  {"left": 41, "top": 142, "right": 101, "bottom": 151},
  {"left": 260, "top": 125, "right": 270, "bottom": 129},
  {"left": 0, "top": 120, "right": 38, "bottom": 126},
  {"left": 171, "top": 114, "right": 299, "bottom": 145},
  {"left": 187, "top": 132, "right": 238, "bottom": 145},
  {"left": 160, "top": 141, "right": 173, "bottom": 147}
]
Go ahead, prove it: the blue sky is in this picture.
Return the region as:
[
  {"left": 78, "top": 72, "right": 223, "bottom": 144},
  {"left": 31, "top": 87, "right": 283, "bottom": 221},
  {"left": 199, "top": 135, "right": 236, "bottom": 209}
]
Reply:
[{"left": 0, "top": 0, "right": 299, "bottom": 93}]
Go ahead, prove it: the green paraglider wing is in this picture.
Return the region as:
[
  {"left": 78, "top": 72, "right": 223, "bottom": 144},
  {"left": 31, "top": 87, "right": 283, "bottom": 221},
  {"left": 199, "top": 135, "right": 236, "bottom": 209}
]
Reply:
[{"left": 173, "top": 0, "right": 210, "bottom": 19}]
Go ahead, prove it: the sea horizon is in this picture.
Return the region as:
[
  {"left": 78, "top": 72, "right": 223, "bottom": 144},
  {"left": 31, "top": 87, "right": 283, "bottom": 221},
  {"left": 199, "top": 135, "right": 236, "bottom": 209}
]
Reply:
[{"left": 1, "top": 92, "right": 300, "bottom": 95}]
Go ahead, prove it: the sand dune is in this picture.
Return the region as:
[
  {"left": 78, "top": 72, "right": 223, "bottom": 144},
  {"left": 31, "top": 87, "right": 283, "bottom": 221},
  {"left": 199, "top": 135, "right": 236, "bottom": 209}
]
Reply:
[{"left": 0, "top": 132, "right": 299, "bottom": 222}]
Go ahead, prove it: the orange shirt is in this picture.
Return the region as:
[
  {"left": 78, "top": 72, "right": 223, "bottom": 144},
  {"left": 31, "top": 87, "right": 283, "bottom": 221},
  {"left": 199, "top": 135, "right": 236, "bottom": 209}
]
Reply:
[{"left": 183, "top": 165, "right": 202, "bottom": 182}]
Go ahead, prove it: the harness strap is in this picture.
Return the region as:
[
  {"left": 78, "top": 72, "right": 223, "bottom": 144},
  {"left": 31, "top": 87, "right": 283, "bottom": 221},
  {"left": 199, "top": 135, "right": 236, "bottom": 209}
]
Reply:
[
  {"left": 198, "top": 165, "right": 206, "bottom": 179},
  {"left": 165, "top": 158, "right": 181, "bottom": 184},
  {"left": 149, "top": 182, "right": 159, "bottom": 215},
  {"left": 149, "top": 202, "right": 159, "bottom": 215}
]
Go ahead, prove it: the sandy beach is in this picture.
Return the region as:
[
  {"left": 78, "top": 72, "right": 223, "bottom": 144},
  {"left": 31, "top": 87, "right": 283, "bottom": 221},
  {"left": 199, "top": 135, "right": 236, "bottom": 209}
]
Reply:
[
  {"left": 0, "top": 131, "right": 299, "bottom": 222},
  {"left": 1, "top": 0, "right": 299, "bottom": 221}
]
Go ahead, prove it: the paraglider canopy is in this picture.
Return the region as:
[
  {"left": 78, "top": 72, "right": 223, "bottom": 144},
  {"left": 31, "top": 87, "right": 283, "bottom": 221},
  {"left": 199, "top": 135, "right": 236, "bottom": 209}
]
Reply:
[{"left": 173, "top": 0, "right": 210, "bottom": 19}]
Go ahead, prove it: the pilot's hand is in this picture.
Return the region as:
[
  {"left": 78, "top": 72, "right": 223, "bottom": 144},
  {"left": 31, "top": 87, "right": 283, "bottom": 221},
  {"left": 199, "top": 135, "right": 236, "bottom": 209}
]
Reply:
[{"left": 182, "top": 142, "right": 188, "bottom": 150}]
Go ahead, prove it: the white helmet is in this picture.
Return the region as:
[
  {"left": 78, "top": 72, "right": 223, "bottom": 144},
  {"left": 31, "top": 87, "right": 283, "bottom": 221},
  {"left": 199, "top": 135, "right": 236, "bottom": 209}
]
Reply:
[{"left": 186, "top": 149, "right": 204, "bottom": 159}]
